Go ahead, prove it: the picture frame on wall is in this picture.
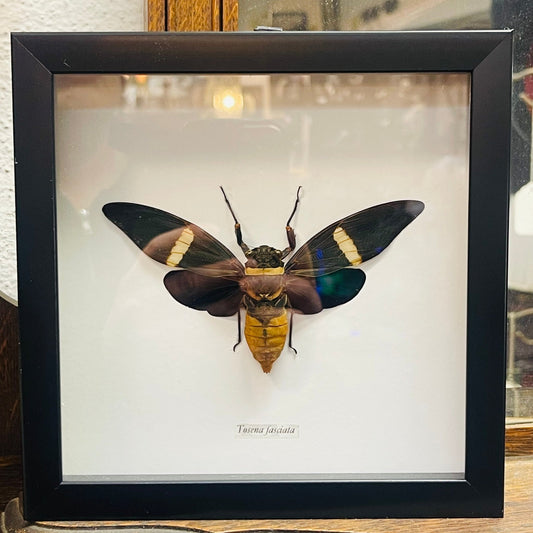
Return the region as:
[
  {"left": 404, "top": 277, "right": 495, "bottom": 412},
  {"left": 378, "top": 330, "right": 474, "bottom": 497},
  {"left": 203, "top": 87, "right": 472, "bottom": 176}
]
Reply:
[{"left": 11, "top": 30, "right": 511, "bottom": 520}]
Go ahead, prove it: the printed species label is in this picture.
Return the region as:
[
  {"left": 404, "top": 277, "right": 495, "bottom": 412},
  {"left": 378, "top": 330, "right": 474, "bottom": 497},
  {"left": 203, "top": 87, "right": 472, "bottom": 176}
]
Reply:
[{"left": 236, "top": 424, "right": 299, "bottom": 438}]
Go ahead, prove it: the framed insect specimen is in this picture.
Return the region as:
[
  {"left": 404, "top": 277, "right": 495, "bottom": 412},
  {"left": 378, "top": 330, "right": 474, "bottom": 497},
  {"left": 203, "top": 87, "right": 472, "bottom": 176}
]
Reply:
[
  {"left": 103, "top": 193, "right": 424, "bottom": 373},
  {"left": 12, "top": 31, "right": 511, "bottom": 520}
]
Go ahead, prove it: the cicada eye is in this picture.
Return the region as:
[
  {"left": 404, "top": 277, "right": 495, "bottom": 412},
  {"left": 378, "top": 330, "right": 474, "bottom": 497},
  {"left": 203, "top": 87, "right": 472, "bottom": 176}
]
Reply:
[{"left": 276, "top": 250, "right": 282, "bottom": 256}]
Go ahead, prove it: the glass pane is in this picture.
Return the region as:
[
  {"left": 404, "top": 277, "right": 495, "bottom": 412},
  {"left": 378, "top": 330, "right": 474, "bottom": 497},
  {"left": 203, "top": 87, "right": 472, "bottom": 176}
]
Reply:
[
  {"left": 240, "top": 0, "right": 533, "bottom": 422},
  {"left": 54, "top": 72, "right": 469, "bottom": 481}
]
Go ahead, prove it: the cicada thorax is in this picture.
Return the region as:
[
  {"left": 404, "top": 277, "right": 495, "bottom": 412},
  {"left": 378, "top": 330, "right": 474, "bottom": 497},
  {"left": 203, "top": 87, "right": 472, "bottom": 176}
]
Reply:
[{"left": 240, "top": 246, "right": 289, "bottom": 373}]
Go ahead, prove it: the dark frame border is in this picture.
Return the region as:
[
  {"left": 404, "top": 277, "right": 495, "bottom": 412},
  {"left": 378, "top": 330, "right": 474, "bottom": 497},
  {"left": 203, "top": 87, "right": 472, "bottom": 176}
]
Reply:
[{"left": 11, "top": 31, "right": 511, "bottom": 520}]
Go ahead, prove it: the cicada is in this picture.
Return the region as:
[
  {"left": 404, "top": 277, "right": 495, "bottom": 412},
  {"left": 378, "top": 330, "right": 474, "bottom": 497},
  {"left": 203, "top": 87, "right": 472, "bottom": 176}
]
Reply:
[{"left": 103, "top": 189, "right": 423, "bottom": 372}]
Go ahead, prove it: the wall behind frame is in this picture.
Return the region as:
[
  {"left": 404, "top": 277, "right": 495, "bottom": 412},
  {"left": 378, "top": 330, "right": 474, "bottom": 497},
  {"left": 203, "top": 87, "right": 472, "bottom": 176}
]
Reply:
[{"left": 0, "top": 0, "right": 145, "bottom": 303}]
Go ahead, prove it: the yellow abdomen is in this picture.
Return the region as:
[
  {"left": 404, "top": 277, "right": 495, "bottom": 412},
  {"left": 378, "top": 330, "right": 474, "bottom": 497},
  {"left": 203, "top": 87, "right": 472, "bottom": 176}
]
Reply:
[{"left": 244, "top": 311, "right": 288, "bottom": 373}]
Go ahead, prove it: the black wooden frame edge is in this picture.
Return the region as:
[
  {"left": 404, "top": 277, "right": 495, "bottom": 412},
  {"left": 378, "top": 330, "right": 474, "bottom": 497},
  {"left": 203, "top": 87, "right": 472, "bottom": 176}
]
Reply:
[
  {"left": 10, "top": 31, "right": 511, "bottom": 520},
  {"left": 11, "top": 36, "right": 63, "bottom": 516},
  {"left": 465, "top": 29, "right": 511, "bottom": 511},
  {"left": 12, "top": 30, "right": 508, "bottom": 73}
]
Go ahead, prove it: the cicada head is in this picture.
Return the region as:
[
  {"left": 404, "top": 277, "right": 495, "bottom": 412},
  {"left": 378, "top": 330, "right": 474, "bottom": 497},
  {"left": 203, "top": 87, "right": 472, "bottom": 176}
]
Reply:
[{"left": 245, "top": 245, "right": 283, "bottom": 268}]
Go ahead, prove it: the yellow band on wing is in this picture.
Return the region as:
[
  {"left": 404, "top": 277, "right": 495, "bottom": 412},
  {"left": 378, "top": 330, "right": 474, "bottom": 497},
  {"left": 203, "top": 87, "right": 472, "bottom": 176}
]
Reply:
[
  {"left": 333, "top": 226, "right": 362, "bottom": 265},
  {"left": 166, "top": 227, "right": 194, "bottom": 267},
  {"left": 245, "top": 266, "right": 285, "bottom": 276}
]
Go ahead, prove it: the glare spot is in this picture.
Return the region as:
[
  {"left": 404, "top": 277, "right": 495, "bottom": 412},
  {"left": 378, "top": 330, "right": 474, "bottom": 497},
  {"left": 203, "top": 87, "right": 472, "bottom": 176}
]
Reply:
[{"left": 222, "top": 94, "right": 236, "bottom": 110}]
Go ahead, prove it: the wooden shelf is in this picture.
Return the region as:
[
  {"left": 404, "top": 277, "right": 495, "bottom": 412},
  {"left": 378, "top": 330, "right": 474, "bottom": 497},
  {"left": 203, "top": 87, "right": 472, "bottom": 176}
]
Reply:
[{"left": 2, "top": 456, "right": 532, "bottom": 532}]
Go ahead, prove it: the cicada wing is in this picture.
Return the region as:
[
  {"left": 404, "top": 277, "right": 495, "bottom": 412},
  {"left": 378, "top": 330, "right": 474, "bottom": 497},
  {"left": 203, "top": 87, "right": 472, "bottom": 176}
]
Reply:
[
  {"left": 284, "top": 275, "right": 322, "bottom": 314},
  {"left": 286, "top": 200, "right": 424, "bottom": 277},
  {"left": 164, "top": 271, "right": 243, "bottom": 317},
  {"left": 315, "top": 269, "right": 366, "bottom": 309},
  {"left": 103, "top": 202, "right": 244, "bottom": 278},
  {"left": 285, "top": 269, "right": 366, "bottom": 314}
]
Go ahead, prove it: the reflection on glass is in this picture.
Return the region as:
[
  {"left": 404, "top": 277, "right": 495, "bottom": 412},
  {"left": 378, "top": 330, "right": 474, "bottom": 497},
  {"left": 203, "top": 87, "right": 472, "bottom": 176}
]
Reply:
[
  {"left": 238, "top": 0, "right": 491, "bottom": 31},
  {"left": 240, "top": 0, "right": 533, "bottom": 421},
  {"left": 210, "top": 78, "right": 245, "bottom": 117}
]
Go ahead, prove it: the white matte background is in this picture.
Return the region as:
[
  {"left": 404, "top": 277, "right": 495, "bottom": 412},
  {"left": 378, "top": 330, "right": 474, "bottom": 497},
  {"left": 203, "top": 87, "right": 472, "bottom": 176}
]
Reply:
[{"left": 55, "top": 73, "right": 470, "bottom": 480}]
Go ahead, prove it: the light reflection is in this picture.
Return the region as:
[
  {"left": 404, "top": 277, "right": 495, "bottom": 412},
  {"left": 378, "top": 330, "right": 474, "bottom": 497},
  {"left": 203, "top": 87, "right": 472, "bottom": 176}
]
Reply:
[{"left": 212, "top": 86, "right": 244, "bottom": 117}]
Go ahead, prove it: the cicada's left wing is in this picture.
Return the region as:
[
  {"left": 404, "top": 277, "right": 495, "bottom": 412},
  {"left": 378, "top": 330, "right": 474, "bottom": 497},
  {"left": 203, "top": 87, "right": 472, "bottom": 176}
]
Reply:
[
  {"left": 286, "top": 200, "right": 424, "bottom": 277},
  {"left": 103, "top": 202, "right": 244, "bottom": 279}
]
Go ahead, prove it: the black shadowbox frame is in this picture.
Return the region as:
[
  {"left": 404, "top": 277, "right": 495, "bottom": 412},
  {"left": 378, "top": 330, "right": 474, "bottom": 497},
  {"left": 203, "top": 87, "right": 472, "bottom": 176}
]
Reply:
[{"left": 11, "top": 31, "right": 511, "bottom": 520}]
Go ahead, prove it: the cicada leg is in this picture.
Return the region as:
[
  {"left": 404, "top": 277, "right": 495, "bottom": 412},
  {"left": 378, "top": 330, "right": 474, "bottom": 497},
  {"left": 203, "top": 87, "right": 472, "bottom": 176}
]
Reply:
[
  {"left": 220, "top": 186, "right": 250, "bottom": 255},
  {"left": 288, "top": 310, "right": 298, "bottom": 355},
  {"left": 232, "top": 309, "right": 242, "bottom": 352},
  {"left": 282, "top": 186, "right": 302, "bottom": 259}
]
